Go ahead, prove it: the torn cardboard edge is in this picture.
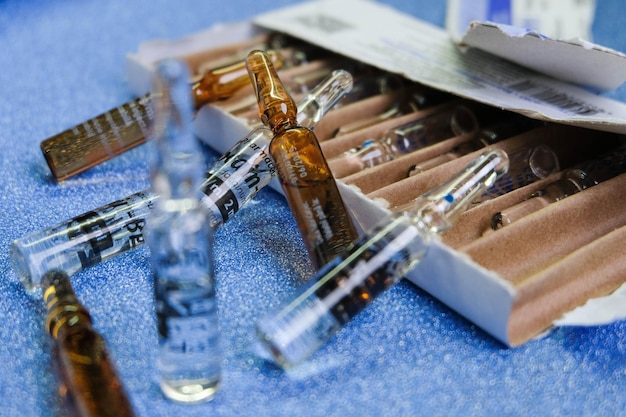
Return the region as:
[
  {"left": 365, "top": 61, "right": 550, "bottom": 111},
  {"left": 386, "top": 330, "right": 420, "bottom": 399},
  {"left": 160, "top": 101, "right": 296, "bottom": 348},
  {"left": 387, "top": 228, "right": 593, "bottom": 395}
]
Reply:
[
  {"left": 445, "top": 0, "right": 597, "bottom": 44},
  {"left": 124, "top": 0, "right": 626, "bottom": 346},
  {"left": 458, "top": 21, "right": 626, "bottom": 91}
]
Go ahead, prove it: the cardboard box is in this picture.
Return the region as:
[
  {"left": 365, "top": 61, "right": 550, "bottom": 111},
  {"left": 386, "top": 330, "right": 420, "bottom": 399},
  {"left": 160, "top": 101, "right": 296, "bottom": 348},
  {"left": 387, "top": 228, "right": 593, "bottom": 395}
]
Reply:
[{"left": 125, "top": 0, "right": 626, "bottom": 346}]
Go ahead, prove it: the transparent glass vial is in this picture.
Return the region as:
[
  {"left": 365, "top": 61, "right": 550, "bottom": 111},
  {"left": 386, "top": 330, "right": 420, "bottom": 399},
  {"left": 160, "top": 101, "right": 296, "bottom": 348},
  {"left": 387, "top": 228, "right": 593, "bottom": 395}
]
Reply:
[
  {"left": 328, "top": 102, "right": 480, "bottom": 178},
  {"left": 11, "top": 70, "right": 353, "bottom": 292},
  {"left": 476, "top": 144, "right": 559, "bottom": 203},
  {"left": 247, "top": 50, "right": 359, "bottom": 268},
  {"left": 256, "top": 149, "right": 509, "bottom": 367},
  {"left": 42, "top": 270, "right": 136, "bottom": 417},
  {"left": 407, "top": 114, "right": 541, "bottom": 176},
  {"left": 330, "top": 85, "right": 453, "bottom": 137},
  {"left": 145, "top": 60, "right": 220, "bottom": 403},
  {"left": 492, "top": 143, "right": 626, "bottom": 229}
]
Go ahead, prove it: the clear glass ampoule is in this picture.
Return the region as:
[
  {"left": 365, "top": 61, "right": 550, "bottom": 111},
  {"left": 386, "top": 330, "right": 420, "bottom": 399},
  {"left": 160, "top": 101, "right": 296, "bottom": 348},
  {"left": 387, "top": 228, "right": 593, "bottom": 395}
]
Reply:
[
  {"left": 246, "top": 50, "right": 359, "bottom": 269},
  {"left": 40, "top": 50, "right": 284, "bottom": 181},
  {"left": 328, "top": 102, "right": 481, "bottom": 178},
  {"left": 476, "top": 144, "right": 560, "bottom": 203},
  {"left": 144, "top": 60, "right": 221, "bottom": 403},
  {"left": 255, "top": 149, "right": 509, "bottom": 367},
  {"left": 42, "top": 270, "right": 136, "bottom": 417},
  {"left": 406, "top": 114, "right": 541, "bottom": 176},
  {"left": 330, "top": 85, "right": 454, "bottom": 138},
  {"left": 334, "top": 70, "right": 406, "bottom": 109},
  {"left": 491, "top": 143, "right": 626, "bottom": 230},
  {"left": 10, "top": 70, "right": 353, "bottom": 292}
]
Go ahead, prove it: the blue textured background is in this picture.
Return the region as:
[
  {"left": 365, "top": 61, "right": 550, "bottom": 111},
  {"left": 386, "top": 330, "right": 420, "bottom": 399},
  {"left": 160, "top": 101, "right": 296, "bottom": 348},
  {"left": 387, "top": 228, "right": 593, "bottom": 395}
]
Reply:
[{"left": 1, "top": 1, "right": 625, "bottom": 416}]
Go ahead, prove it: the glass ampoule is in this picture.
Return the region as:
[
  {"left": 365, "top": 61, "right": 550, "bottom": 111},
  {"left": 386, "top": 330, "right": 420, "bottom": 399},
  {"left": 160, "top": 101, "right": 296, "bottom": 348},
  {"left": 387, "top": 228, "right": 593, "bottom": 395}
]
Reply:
[
  {"left": 144, "top": 59, "right": 221, "bottom": 403},
  {"left": 211, "top": 48, "right": 335, "bottom": 116},
  {"left": 333, "top": 70, "right": 406, "bottom": 109},
  {"left": 255, "top": 149, "right": 509, "bottom": 367},
  {"left": 393, "top": 142, "right": 561, "bottom": 214},
  {"left": 246, "top": 50, "right": 359, "bottom": 269},
  {"left": 42, "top": 270, "right": 136, "bottom": 417},
  {"left": 475, "top": 144, "right": 560, "bottom": 203},
  {"left": 192, "top": 35, "right": 273, "bottom": 80},
  {"left": 407, "top": 114, "right": 541, "bottom": 176},
  {"left": 11, "top": 70, "right": 353, "bottom": 292},
  {"left": 491, "top": 143, "right": 626, "bottom": 230},
  {"left": 40, "top": 50, "right": 285, "bottom": 181},
  {"left": 190, "top": 50, "right": 284, "bottom": 109},
  {"left": 331, "top": 85, "right": 454, "bottom": 138},
  {"left": 234, "top": 60, "right": 337, "bottom": 122},
  {"left": 328, "top": 102, "right": 481, "bottom": 179},
  {"left": 284, "top": 66, "right": 335, "bottom": 96}
]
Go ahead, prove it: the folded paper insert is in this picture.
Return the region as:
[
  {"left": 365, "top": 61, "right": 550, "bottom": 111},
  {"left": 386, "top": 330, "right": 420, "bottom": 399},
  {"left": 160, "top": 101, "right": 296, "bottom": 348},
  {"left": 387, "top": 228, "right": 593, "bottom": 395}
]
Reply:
[{"left": 125, "top": 0, "right": 626, "bottom": 346}]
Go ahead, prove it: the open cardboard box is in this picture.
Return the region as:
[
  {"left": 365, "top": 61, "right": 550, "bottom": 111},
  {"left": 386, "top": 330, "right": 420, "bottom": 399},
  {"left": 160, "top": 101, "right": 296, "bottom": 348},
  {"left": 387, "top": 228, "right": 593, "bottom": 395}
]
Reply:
[{"left": 126, "top": 0, "right": 626, "bottom": 346}]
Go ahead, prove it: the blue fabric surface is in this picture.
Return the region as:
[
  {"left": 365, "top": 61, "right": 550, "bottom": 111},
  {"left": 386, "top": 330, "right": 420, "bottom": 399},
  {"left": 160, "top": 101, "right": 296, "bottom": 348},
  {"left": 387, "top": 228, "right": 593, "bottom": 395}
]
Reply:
[{"left": 1, "top": 1, "right": 625, "bottom": 416}]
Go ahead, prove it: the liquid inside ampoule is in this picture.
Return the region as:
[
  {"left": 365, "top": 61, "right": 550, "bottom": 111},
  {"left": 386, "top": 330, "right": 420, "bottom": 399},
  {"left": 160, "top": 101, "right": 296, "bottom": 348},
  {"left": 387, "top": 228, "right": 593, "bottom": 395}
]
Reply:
[
  {"left": 257, "top": 149, "right": 509, "bottom": 367},
  {"left": 257, "top": 216, "right": 427, "bottom": 367},
  {"left": 40, "top": 50, "right": 284, "bottom": 181},
  {"left": 41, "top": 95, "right": 154, "bottom": 181},
  {"left": 145, "top": 59, "right": 221, "bottom": 403},
  {"left": 247, "top": 50, "right": 358, "bottom": 268},
  {"left": 271, "top": 128, "right": 359, "bottom": 267},
  {"left": 42, "top": 270, "right": 136, "bottom": 417},
  {"left": 153, "top": 259, "right": 221, "bottom": 403}
]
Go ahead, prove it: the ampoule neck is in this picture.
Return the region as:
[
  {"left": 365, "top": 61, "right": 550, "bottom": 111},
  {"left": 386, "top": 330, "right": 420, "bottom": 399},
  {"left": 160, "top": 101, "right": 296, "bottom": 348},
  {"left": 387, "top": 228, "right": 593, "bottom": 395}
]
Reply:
[
  {"left": 403, "top": 200, "right": 452, "bottom": 236},
  {"left": 296, "top": 69, "right": 353, "bottom": 129},
  {"left": 151, "top": 59, "right": 206, "bottom": 201},
  {"left": 42, "top": 270, "right": 93, "bottom": 339},
  {"left": 272, "top": 116, "right": 301, "bottom": 135},
  {"left": 246, "top": 50, "right": 300, "bottom": 133},
  {"left": 405, "top": 149, "right": 510, "bottom": 235}
]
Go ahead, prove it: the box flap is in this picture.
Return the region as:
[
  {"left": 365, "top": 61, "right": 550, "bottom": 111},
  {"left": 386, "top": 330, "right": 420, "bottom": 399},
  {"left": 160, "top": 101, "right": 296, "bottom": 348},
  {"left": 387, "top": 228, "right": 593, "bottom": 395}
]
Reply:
[
  {"left": 459, "top": 22, "right": 626, "bottom": 91},
  {"left": 253, "top": 0, "right": 626, "bottom": 134}
]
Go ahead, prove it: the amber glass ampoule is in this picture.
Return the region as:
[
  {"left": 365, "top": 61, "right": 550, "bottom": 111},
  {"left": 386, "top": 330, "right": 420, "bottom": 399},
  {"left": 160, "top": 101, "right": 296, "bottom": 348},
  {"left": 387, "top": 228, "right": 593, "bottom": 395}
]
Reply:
[
  {"left": 41, "top": 270, "right": 136, "bottom": 417},
  {"left": 191, "top": 50, "right": 283, "bottom": 109},
  {"left": 246, "top": 50, "right": 358, "bottom": 269},
  {"left": 41, "top": 51, "right": 284, "bottom": 181}
]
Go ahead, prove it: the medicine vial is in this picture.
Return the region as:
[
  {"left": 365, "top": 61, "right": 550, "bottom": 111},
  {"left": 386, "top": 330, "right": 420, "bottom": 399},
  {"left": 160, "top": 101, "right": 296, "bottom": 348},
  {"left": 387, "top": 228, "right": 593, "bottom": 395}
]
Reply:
[
  {"left": 256, "top": 149, "right": 509, "bottom": 367},
  {"left": 144, "top": 59, "right": 221, "bottom": 403},
  {"left": 328, "top": 102, "right": 481, "bottom": 178},
  {"left": 492, "top": 142, "right": 626, "bottom": 229},
  {"left": 40, "top": 49, "right": 284, "bottom": 181},
  {"left": 42, "top": 270, "right": 136, "bottom": 417},
  {"left": 247, "top": 50, "right": 359, "bottom": 268}
]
